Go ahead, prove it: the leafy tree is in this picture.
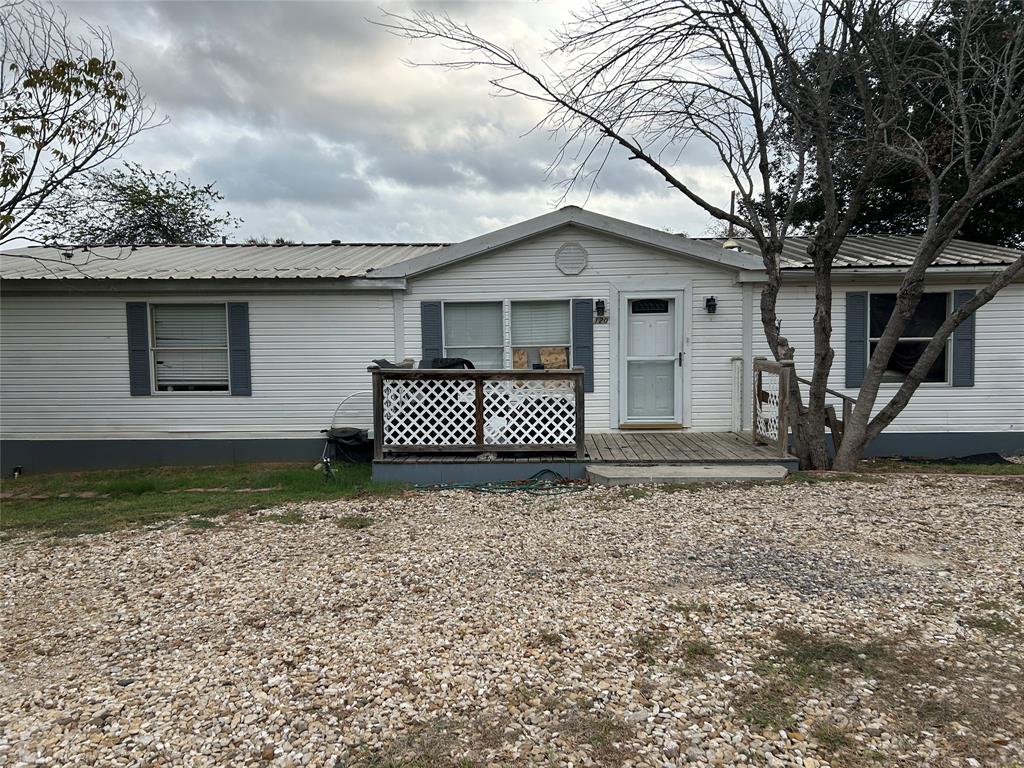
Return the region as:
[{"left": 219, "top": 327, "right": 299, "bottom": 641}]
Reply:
[
  {"left": 784, "top": 0, "right": 1024, "bottom": 249},
  {"left": 384, "top": 0, "right": 1024, "bottom": 470},
  {"left": 1, "top": 0, "right": 159, "bottom": 247},
  {"left": 34, "top": 162, "right": 241, "bottom": 245},
  {"left": 243, "top": 235, "right": 296, "bottom": 246}
]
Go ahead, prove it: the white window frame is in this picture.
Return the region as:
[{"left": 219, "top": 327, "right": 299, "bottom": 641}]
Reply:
[
  {"left": 149, "top": 302, "right": 231, "bottom": 395},
  {"left": 868, "top": 291, "right": 952, "bottom": 386},
  {"left": 441, "top": 299, "right": 574, "bottom": 370}
]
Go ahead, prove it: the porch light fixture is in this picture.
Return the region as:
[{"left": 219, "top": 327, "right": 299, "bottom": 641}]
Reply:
[
  {"left": 705, "top": 296, "right": 718, "bottom": 314},
  {"left": 595, "top": 299, "right": 606, "bottom": 318}
]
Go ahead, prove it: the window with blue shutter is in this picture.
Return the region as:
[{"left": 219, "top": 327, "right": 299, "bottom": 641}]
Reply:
[
  {"left": 126, "top": 302, "right": 152, "bottom": 396},
  {"left": 571, "top": 298, "right": 595, "bottom": 393},
  {"left": 845, "top": 292, "right": 868, "bottom": 388},
  {"left": 951, "top": 290, "right": 976, "bottom": 387}
]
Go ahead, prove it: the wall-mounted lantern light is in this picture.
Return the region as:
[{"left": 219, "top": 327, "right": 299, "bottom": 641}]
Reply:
[
  {"left": 595, "top": 299, "right": 606, "bottom": 318},
  {"left": 705, "top": 296, "right": 718, "bottom": 314}
]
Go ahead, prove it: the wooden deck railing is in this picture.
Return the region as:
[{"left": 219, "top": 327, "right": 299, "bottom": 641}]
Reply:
[
  {"left": 369, "top": 367, "right": 586, "bottom": 460},
  {"left": 795, "top": 375, "right": 857, "bottom": 450},
  {"left": 752, "top": 359, "right": 792, "bottom": 457},
  {"left": 752, "top": 358, "right": 858, "bottom": 456}
]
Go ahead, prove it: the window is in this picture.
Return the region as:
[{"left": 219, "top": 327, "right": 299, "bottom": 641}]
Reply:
[
  {"left": 443, "top": 302, "right": 504, "bottom": 368},
  {"left": 441, "top": 300, "right": 574, "bottom": 369},
  {"left": 869, "top": 293, "right": 949, "bottom": 383},
  {"left": 151, "top": 304, "right": 229, "bottom": 392},
  {"left": 511, "top": 301, "right": 571, "bottom": 369}
]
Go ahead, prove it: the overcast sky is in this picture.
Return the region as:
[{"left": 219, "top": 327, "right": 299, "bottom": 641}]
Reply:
[{"left": 63, "top": 0, "right": 732, "bottom": 243}]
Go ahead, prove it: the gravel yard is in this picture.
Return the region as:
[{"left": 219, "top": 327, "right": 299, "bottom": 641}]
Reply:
[{"left": 2, "top": 474, "right": 1022, "bottom": 768}]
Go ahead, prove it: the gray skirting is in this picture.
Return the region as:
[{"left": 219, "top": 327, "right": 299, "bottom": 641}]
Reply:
[
  {"left": 0, "top": 438, "right": 324, "bottom": 474},
  {"left": 1, "top": 431, "right": 1021, "bottom": 475},
  {"left": 371, "top": 461, "right": 588, "bottom": 485}
]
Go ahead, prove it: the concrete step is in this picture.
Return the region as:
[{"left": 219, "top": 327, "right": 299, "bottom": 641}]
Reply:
[{"left": 586, "top": 463, "right": 789, "bottom": 486}]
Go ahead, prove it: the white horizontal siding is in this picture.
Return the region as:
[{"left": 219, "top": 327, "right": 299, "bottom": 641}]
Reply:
[
  {"left": 403, "top": 225, "right": 746, "bottom": 431},
  {"left": 754, "top": 279, "right": 1024, "bottom": 433},
  {"left": 0, "top": 292, "right": 394, "bottom": 439}
]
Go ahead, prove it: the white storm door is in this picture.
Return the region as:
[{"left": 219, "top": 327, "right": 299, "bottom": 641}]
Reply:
[{"left": 621, "top": 293, "right": 683, "bottom": 424}]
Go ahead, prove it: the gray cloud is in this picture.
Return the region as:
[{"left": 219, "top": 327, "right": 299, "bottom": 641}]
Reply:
[
  {"left": 195, "top": 136, "right": 375, "bottom": 207},
  {"left": 51, "top": 1, "right": 729, "bottom": 243}
]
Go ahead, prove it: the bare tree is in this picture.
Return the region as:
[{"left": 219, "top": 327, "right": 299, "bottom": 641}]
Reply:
[
  {"left": 381, "top": 0, "right": 1024, "bottom": 469},
  {"left": 1, "top": 0, "right": 161, "bottom": 257}
]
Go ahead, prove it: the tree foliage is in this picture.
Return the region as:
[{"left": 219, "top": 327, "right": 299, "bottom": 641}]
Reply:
[
  {"left": 784, "top": 0, "right": 1024, "bottom": 248},
  {"left": 34, "top": 162, "right": 240, "bottom": 245},
  {"left": 0, "top": 0, "right": 159, "bottom": 246}
]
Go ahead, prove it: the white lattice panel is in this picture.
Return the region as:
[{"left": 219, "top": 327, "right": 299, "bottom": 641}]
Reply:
[
  {"left": 482, "top": 380, "right": 576, "bottom": 445},
  {"left": 382, "top": 379, "right": 476, "bottom": 446},
  {"left": 754, "top": 370, "right": 781, "bottom": 442}
]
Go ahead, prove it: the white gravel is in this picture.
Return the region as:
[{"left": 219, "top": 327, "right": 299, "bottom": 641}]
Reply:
[{"left": 2, "top": 474, "right": 1022, "bottom": 767}]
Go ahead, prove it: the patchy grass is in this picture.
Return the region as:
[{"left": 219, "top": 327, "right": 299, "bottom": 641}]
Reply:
[
  {"left": 862, "top": 458, "right": 1024, "bottom": 476},
  {"left": 630, "top": 631, "right": 665, "bottom": 663},
  {"left": 669, "top": 600, "right": 713, "bottom": 616},
  {"left": 535, "top": 630, "right": 564, "bottom": 647},
  {"left": 335, "top": 514, "right": 374, "bottom": 530},
  {"left": 961, "top": 613, "right": 1019, "bottom": 636},
  {"left": 561, "top": 712, "right": 635, "bottom": 765},
  {"left": 680, "top": 638, "right": 716, "bottom": 661},
  {"left": 0, "top": 462, "right": 401, "bottom": 539},
  {"left": 351, "top": 718, "right": 465, "bottom": 768},
  {"left": 810, "top": 721, "right": 852, "bottom": 752}
]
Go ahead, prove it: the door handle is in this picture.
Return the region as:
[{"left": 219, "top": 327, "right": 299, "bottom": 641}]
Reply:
[{"left": 677, "top": 352, "right": 683, "bottom": 366}]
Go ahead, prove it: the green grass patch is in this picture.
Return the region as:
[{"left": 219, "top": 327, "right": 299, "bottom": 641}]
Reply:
[
  {"left": 862, "top": 458, "right": 1024, "bottom": 476},
  {"left": 961, "top": 613, "right": 1019, "bottom": 636},
  {"left": 0, "top": 462, "right": 401, "bottom": 539},
  {"left": 335, "top": 514, "right": 374, "bottom": 530},
  {"left": 680, "top": 638, "right": 716, "bottom": 660},
  {"left": 630, "top": 630, "right": 665, "bottom": 663},
  {"left": 810, "top": 721, "right": 851, "bottom": 752}
]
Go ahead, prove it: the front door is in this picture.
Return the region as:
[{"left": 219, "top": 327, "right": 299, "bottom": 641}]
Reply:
[{"left": 620, "top": 293, "right": 683, "bottom": 425}]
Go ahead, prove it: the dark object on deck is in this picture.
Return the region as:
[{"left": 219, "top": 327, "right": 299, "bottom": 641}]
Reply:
[
  {"left": 371, "top": 358, "right": 415, "bottom": 369},
  {"left": 321, "top": 426, "right": 371, "bottom": 464},
  {"left": 419, "top": 357, "right": 476, "bottom": 369}
]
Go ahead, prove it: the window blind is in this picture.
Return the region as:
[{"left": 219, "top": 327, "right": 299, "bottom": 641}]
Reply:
[
  {"left": 151, "top": 304, "right": 229, "bottom": 390},
  {"left": 511, "top": 301, "right": 570, "bottom": 345},
  {"left": 444, "top": 302, "right": 502, "bottom": 347},
  {"left": 153, "top": 304, "right": 228, "bottom": 348}
]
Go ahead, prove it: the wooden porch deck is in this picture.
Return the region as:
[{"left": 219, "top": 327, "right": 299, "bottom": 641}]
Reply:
[{"left": 375, "top": 431, "right": 792, "bottom": 465}]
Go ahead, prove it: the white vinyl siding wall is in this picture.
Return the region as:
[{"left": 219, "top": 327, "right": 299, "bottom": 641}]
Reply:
[
  {"left": 754, "top": 280, "right": 1024, "bottom": 433},
  {"left": 402, "top": 225, "right": 746, "bottom": 431},
  {"left": 0, "top": 291, "right": 394, "bottom": 439}
]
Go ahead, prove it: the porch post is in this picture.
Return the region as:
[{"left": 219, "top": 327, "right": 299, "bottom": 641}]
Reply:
[{"left": 369, "top": 366, "right": 384, "bottom": 461}]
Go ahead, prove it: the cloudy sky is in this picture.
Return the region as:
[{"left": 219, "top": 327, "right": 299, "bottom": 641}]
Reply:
[{"left": 62, "top": 0, "right": 731, "bottom": 243}]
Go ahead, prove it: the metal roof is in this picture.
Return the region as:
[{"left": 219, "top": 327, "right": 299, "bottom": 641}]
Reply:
[
  {"left": 1, "top": 226, "right": 1018, "bottom": 282},
  {"left": 704, "top": 235, "right": 1021, "bottom": 269},
  {"left": 0, "top": 242, "right": 447, "bottom": 280}
]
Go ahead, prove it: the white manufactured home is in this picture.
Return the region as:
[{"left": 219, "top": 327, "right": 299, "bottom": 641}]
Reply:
[{"left": 1, "top": 207, "right": 1021, "bottom": 479}]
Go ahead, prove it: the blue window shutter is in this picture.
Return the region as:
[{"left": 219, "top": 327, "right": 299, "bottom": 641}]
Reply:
[
  {"left": 227, "top": 302, "right": 252, "bottom": 396},
  {"left": 845, "top": 292, "right": 868, "bottom": 388},
  {"left": 420, "top": 301, "right": 443, "bottom": 366},
  {"left": 125, "top": 302, "right": 151, "bottom": 396},
  {"left": 951, "top": 290, "right": 976, "bottom": 387},
  {"left": 572, "top": 298, "right": 594, "bottom": 393}
]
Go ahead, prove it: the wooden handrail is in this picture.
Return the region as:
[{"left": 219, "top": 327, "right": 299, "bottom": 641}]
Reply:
[{"left": 794, "top": 375, "right": 857, "bottom": 406}]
